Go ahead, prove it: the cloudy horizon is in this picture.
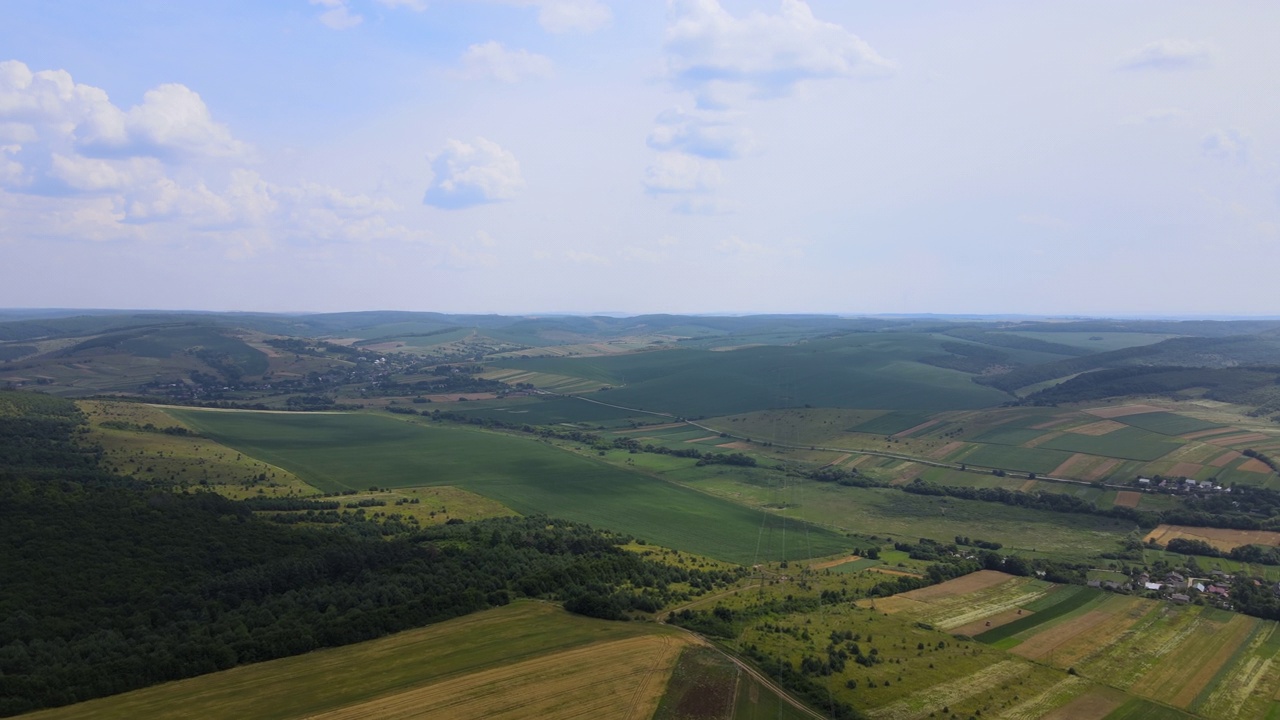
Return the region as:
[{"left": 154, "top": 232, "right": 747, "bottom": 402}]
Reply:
[{"left": 2, "top": 1, "right": 1277, "bottom": 316}]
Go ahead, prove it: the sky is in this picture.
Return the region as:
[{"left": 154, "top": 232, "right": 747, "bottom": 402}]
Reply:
[{"left": 1, "top": 1, "right": 1277, "bottom": 317}]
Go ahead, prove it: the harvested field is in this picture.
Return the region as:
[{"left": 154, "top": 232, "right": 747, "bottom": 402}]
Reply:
[
  {"left": 1039, "top": 687, "right": 1127, "bottom": 720},
  {"left": 1012, "top": 609, "right": 1112, "bottom": 662},
  {"left": 1018, "top": 478, "right": 1038, "bottom": 492},
  {"left": 865, "top": 659, "right": 1029, "bottom": 720},
  {"left": 1113, "top": 491, "right": 1141, "bottom": 508},
  {"left": 1022, "top": 430, "right": 1064, "bottom": 448},
  {"left": 811, "top": 555, "right": 861, "bottom": 570},
  {"left": 1144, "top": 524, "right": 1280, "bottom": 551},
  {"left": 824, "top": 453, "right": 852, "bottom": 467},
  {"left": 685, "top": 435, "right": 721, "bottom": 443},
  {"left": 1066, "top": 420, "right": 1126, "bottom": 436},
  {"left": 1085, "top": 405, "right": 1167, "bottom": 419},
  {"left": 1031, "top": 417, "right": 1077, "bottom": 430},
  {"left": 1240, "top": 459, "right": 1273, "bottom": 473},
  {"left": 951, "top": 608, "right": 1034, "bottom": 638},
  {"left": 1210, "top": 450, "right": 1243, "bottom": 467},
  {"left": 1011, "top": 596, "right": 1149, "bottom": 669},
  {"left": 715, "top": 441, "right": 753, "bottom": 451},
  {"left": 898, "top": 570, "right": 1014, "bottom": 601},
  {"left": 1050, "top": 453, "right": 1091, "bottom": 477},
  {"left": 856, "top": 595, "right": 927, "bottom": 614},
  {"left": 928, "top": 441, "right": 964, "bottom": 460},
  {"left": 1083, "top": 458, "right": 1120, "bottom": 481},
  {"left": 1000, "top": 676, "right": 1092, "bottom": 720},
  {"left": 868, "top": 567, "right": 925, "bottom": 578},
  {"left": 893, "top": 419, "right": 942, "bottom": 438},
  {"left": 1131, "top": 613, "right": 1255, "bottom": 709},
  {"left": 308, "top": 634, "right": 688, "bottom": 720},
  {"left": 617, "top": 422, "right": 687, "bottom": 433},
  {"left": 1168, "top": 462, "right": 1204, "bottom": 478}
]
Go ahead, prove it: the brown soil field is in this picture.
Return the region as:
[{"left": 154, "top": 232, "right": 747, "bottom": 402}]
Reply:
[
  {"left": 1066, "top": 420, "right": 1127, "bottom": 436},
  {"left": 1144, "top": 524, "right": 1280, "bottom": 551},
  {"left": 1031, "top": 416, "right": 1077, "bottom": 430},
  {"left": 714, "top": 442, "right": 753, "bottom": 451},
  {"left": 1012, "top": 609, "right": 1111, "bottom": 662},
  {"left": 1240, "top": 459, "right": 1274, "bottom": 473},
  {"left": 1085, "top": 405, "right": 1167, "bottom": 419},
  {"left": 1019, "top": 479, "right": 1039, "bottom": 492},
  {"left": 847, "top": 455, "right": 873, "bottom": 468},
  {"left": 1050, "top": 453, "right": 1092, "bottom": 478},
  {"left": 1083, "top": 459, "right": 1120, "bottom": 482},
  {"left": 951, "top": 608, "right": 1034, "bottom": 638},
  {"left": 929, "top": 441, "right": 964, "bottom": 460},
  {"left": 1210, "top": 450, "right": 1243, "bottom": 467},
  {"left": 1209, "top": 433, "right": 1271, "bottom": 446},
  {"left": 868, "top": 567, "right": 925, "bottom": 578},
  {"left": 684, "top": 435, "right": 720, "bottom": 444},
  {"left": 1023, "top": 597, "right": 1149, "bottom": 669},
  {"left": 1181, "top": 427, "right": 1241, "bottom": 441},
  {"left": 891, "top": 464, "right": 926, "bottom": 485},
  {"left": 1113, "top": 491, "right": 1142, "bottom": 508},
  {"left": 309, "top": 635, "right": 687, "bottom": 720},
  {"left": 898, "top": 570, "right": 1013, "bottom": 601},
  {"left": 811, "top": 555, "right": 862, "bottom": 570},
  {"left": 1040, "top": 688, "right": 1127, "bottom": 720},
  {"left": 894, "top": 419, "right": 941, "bottom": 438},
  {"left": 825, "top": 453, "right": 852, "bottom": 467},
  {"left": 1168, "top": 462, "right": 1204, "bottom": 478}
]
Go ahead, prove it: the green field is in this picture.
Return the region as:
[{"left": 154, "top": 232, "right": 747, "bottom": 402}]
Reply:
[
  {"left": 1038, "top": 427, "right": 1182, "bottom": 462},
  {"left": 170, "top": 410, "right": 850, "bottom": 564},
  {"left": 490, "top": 333, "right": 1011, "bottom": 418},
  {"left": 959, "top": 444, "right": 1074, "bottom": 474}
]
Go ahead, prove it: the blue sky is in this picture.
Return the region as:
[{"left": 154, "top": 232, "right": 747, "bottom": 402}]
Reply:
[{"left": 1, "top": 1, "right": 1277, "bottom": 316}]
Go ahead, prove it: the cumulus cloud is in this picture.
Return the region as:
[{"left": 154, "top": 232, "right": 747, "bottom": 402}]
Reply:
[
  {"left": 460, "top": 42, "right": 553, "bottom": 83},
  {"left": 643, "top": 152, "right": 722, "bottom": 194},
  {"left": 310, "top": 0, "right": 363, "bottom": 29},
  {"left": 0, "top": 60, "right": 423, "bottom": 250},
  {"left": 1117, "top": 39, "right": 1210, "bottom": 71},
  {"left": 647, "top": 107, "right": 755, "bottom": 159},
  {"left": 424, "top": 137, "right": 525, "bottom": 209},
  {"left": 664, "top": 0, "right": 893, "bottom": 107},
  {"left": 1202, "top": 128, "right": 1248, "bottom": 163}
]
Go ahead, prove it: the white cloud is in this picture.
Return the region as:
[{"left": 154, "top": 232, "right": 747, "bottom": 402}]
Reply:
[
  {"left": 460, "top": 42, "right": 553, "bottom": 83},
  {"left": 491, "top": 0, "right": 610, "bottom": 34},
  {"left": 1202, "top": 128, "right": 1248, "bottom": 163},
  {"left": 376, "top": 0, "right": 429, "bottom": 10},
  {"left": 647, "top": 107, "right": 755, "bottom": 159},
  {"left": 1117, "top": 39, "right": 1210, "bottom": 71},
  {"left": 424, "top": 137, "right": 525, "bottom": 208},
  {"left": 714, "top": 235, "right": 765, "bottom": 256},
  {"left": 643, "top": 152, "right": 722, "bottom": 194},
  {"left": 1119, "top": 107, "right": 1185, "bottom": 126},
  {"left": 310, "top": 0, "right": 363, "bottom": 29},
  {"left": 664, "top": 0, "right": 894, "bottom": 107}
]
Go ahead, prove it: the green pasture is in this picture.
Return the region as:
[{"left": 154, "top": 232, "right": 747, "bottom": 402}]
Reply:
[
  {"left": 1104, "top": 697, "right": 1198, "bottom": 720},
  {"left": 1114, "top": 411, "right": 1224, "bottom": 436},
  {"left": 960, "top": 445, "right": 1074, "bottom": 474},
  {"left": 1003, "top": 331, "right": 1180, "bottom": 353},
  {"left": 447, "top": 396, "right": 655, "bottom": 427},
  {"left": 849, "top": 410, "right": 934, "bottom": 435},
  {"left": 169, "top": 410, "right": 849, "bottom": 564},
  {"left": 1039, "top": 427, "right": 1182, "bottom": 462},
  {"left": 969, "top": 426, "right": 1051, "bottom": 446}
]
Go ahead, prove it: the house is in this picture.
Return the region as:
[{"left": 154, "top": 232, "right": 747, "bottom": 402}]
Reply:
[
  {"left": 1207, "top": 585, "right": 1230, "bottom": 597},
  {"left": 1137, "top": 477, "right": 1152, "bottom": 486},
  {"left": 1171, "top": 593, "right": 1191, "bottom": 604},
  {"left": 1145, "top": 582, "right": 1163, "bottom": 591},
  {"left": 1087, "top": 580, "right": 1102, "bottom": 588},
  {"left": 1200, "top": 480, "right": 1214, "bottom": 489},
  {"left": 1184, "top": 478, "right": 1198, "bottom": 487}
]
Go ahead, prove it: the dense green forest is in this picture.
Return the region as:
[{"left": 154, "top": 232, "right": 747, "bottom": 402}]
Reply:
[{"left": 0, "top": 391, "right": 739, "bottom": 716}]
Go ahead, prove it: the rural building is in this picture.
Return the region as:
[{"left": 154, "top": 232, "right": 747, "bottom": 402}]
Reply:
[
  {"left": 1145, "top": 582, "right": 1163, "bottom": 591},
  {"left": 1171, "top": 593, "right": 1191, "bottom": 604},
  {"left": 1138, "top": 477, "right": 1151, "bottom": 485}
]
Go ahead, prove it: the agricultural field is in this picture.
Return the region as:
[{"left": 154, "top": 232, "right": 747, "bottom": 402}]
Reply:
[
  {"left": 870, "top": 572, "right": 1280, "bottom": 719},
  {"left": 25, "top": 602, "right": 697, "bottom": 720},
  {"left": 1143, "top": 524, "right": 1280, "bottom": 552},
  {"left": 167, "top": 409, "right": 852, "bottom": 564}
]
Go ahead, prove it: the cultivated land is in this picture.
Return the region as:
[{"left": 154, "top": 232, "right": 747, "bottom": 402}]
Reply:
[
  {"left": 23, "top": 602, "right": 696, "bottom": 720},
  {"left": 168, "top": 409, "right": 851, "bottom": 564}
]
